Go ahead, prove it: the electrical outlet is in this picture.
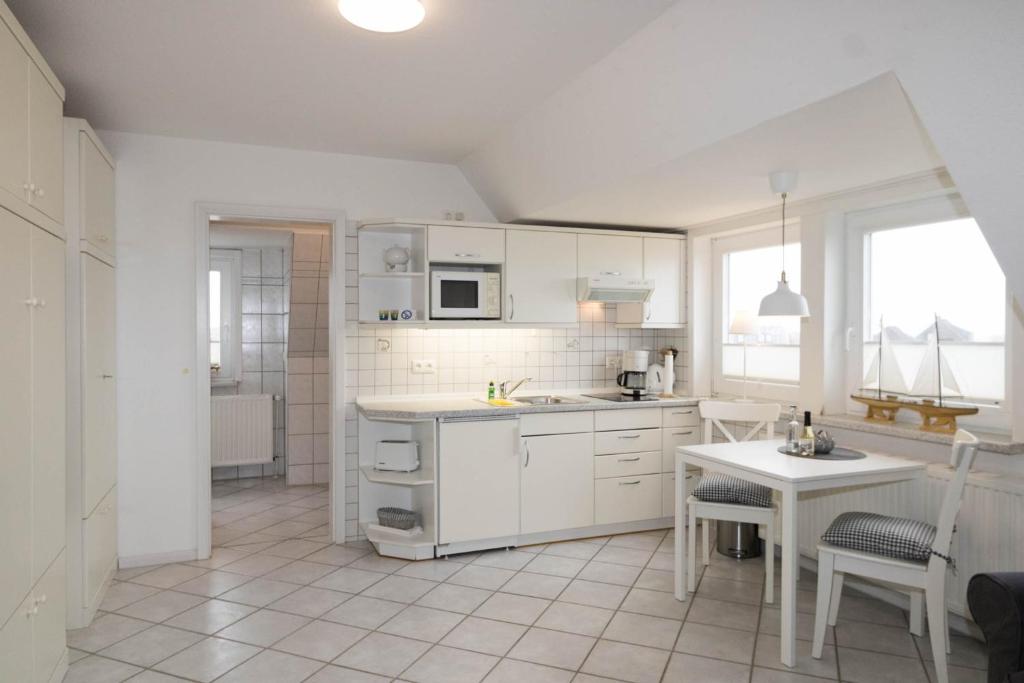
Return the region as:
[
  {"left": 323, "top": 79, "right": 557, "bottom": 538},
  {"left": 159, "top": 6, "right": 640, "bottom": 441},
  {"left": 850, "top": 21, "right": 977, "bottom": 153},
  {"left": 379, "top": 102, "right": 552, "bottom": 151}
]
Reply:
[
  {"left": 411, "top": 359, "right": 437, "bottom": 374},
  {"left": 376, "top": 338, "right": 391, "bottom": 352},
  {"left": 606, "top": 356, "right": 621, "bottom": 369},
  {"left": 566, "top": 337, "right": 580, "bottom": 351}
]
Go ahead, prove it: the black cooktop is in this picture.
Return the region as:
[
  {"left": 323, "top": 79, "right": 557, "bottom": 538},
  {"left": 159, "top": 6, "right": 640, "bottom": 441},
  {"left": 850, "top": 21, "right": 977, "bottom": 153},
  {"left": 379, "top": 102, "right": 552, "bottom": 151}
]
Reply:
[{"left": 582, "top": 393, "right": 659, "bottom": 402}]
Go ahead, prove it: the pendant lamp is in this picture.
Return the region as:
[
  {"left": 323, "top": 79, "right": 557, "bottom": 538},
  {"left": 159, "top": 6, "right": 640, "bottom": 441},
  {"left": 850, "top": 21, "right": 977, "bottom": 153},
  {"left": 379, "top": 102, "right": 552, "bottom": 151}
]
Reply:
[{"left": 759, "top": 171, "right": 810, "bottom": 317}]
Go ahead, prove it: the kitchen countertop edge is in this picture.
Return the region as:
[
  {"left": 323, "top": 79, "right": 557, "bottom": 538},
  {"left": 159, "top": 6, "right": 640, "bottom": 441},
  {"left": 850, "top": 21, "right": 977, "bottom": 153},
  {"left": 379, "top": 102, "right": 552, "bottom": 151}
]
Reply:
[{"left": 356, "top": 395, "right": 702, "bottom": 420}]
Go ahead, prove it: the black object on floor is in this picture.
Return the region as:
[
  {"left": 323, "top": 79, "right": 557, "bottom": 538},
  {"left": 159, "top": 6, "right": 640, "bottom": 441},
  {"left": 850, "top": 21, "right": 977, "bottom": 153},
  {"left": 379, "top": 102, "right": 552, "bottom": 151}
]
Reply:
[{"left": 967, "top": 572, "right": 1024, "bottom": 683}]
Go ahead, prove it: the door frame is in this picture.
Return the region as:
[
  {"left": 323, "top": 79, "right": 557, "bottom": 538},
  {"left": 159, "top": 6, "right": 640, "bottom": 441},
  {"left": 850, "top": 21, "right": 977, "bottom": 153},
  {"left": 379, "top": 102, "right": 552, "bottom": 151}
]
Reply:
[{"left": 194, "top": 202, "right": 348, "bottom": 558}]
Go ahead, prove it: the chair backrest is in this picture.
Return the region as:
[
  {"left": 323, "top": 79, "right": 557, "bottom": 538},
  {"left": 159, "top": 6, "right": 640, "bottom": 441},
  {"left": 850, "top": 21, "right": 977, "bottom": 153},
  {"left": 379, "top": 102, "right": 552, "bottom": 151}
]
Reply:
[
  {"left": 932, "top": 429, "right": 981, "bottom": 555},
  {"left": 699, "top": 400, "right": 781, "bottom": 444}
]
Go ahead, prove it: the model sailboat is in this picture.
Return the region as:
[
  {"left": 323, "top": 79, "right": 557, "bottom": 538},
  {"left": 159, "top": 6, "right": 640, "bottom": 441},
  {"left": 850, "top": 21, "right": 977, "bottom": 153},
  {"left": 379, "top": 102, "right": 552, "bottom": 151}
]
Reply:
[{"left": 851, "top": 315, "right": 977, "bottom": 433}]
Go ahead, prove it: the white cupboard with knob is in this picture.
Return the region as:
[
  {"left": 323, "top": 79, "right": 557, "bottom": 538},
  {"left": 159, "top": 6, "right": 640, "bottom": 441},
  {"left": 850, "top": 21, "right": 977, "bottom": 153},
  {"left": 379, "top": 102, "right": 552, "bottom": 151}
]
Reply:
[
  {"left": 64, "top": 118, "right": 118, "bottom": 629},
  {"left": 505, "top": 229, "right": 577, "bottom": 324},
  {"left": 617, "top": 237, "right": 686, "bottom": 328},
  {"left": 578, "top": 233, "right": 644, "bottom": 280}
]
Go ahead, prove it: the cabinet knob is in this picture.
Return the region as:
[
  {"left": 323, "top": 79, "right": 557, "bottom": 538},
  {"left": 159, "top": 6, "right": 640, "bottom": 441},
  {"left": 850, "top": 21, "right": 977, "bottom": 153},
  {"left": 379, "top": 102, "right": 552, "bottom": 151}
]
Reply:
[
  {"left": 35, "top": 594, "right": 47, "bottom": 605},
  {"left": 98, "top": 234, "right": 110, "bottom": 242},
  {"left": 34, "top": 187, "right": 44, "bottom": 197},
  {"left": 23, "top": 297, "right": 39, "bottom": 307}
]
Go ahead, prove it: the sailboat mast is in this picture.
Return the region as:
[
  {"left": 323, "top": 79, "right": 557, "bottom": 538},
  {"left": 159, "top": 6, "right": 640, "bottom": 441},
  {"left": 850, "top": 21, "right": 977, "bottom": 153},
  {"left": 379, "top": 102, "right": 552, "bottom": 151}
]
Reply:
[
  {"left": 934, "top": 314, "right": 942, "bottom": 407},
  {"left": 878, "top": 316, "right": 883, "bottom": 400}
]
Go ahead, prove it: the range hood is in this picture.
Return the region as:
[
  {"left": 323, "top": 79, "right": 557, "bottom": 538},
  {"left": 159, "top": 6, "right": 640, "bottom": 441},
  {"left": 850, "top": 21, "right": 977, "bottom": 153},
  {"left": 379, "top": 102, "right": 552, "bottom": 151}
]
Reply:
[{"left": 577, "top": 276, "right": 655, "bottom": 303}]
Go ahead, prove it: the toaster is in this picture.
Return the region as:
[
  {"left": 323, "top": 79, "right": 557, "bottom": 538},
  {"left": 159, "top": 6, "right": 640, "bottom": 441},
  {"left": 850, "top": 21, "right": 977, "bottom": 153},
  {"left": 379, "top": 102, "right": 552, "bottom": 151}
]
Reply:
[{"left": 374, "top": 440, "right": 420, "bottom": 472}]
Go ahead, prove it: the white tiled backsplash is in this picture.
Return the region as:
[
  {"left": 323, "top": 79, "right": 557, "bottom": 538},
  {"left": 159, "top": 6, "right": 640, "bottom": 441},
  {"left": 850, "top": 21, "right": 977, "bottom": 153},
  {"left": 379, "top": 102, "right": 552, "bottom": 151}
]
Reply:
[{"left": 340, "top": 222, "right": 689, "bottom": 539}]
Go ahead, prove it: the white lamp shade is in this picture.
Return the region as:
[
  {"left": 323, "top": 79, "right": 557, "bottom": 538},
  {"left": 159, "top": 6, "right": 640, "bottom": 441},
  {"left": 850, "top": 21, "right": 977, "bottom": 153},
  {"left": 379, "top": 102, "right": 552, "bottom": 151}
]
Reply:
[
  {"left": 338, "top": 0, "right": 425, "bottom": 32},
  {"left": 759, "top": 278, "right": 810, "bottom": 317},
  {"left": 729, "top": 310, "right": 760, "bottom": 336}
]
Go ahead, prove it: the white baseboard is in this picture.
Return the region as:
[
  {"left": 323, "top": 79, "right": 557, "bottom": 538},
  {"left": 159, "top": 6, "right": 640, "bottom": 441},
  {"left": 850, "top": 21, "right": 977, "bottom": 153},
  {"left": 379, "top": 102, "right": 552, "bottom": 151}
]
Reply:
[{"left": 118, "top": 549, "right": 198, "bottom": 569}]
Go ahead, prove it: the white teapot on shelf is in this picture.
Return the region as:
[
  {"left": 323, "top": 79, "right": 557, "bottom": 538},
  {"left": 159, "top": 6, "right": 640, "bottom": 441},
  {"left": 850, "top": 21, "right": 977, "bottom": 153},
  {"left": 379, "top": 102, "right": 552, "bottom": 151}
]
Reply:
[{"left": 383, "top": 245, "right": 411, "bottom": 272}]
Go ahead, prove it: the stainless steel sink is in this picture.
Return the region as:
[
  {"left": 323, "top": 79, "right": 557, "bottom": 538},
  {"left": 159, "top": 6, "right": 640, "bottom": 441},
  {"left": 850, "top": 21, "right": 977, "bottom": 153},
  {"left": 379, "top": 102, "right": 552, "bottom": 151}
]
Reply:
[{"left": 514, "top": 395, "right": 588, "bottom": 405}]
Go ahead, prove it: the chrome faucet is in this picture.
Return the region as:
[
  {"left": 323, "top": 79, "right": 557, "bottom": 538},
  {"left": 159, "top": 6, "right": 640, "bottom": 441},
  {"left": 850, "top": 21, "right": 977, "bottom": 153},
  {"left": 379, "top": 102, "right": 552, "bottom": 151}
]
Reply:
[{"left": 499, "top": 377, "right": 532, "bottom": 399}]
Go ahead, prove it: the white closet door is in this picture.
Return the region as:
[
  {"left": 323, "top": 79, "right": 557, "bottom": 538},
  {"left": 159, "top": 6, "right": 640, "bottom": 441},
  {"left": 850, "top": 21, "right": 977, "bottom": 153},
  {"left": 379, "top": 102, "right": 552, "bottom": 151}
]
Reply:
[
  {"left": 27, "top": 63, "right": 63, "bottom": 222},
  {"left": 0, "top": 23, "right": 28, "bottom": 206},
  {"left": 79, "top": 131, "right": 115, "bottom": 254},
  {"left": 30, "top": 227, "right": 65, "bottom": 582},
  {"left": 0, "top": 209, "right": 33, "bottom": 622},
  {"left": 82, "top": 253, "right": 116, "bottom": 516}
]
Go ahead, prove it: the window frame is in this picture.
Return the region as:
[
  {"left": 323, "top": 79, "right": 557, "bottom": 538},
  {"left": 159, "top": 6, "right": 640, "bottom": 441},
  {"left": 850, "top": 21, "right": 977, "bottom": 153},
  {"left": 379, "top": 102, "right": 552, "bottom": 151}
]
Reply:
[
  {"left": 209, "top": 249, "right": 242, "bottom": 386},
  {"left": 711, "top": 223, "right": 802, "bottom": 403},
  {"left": 844, "top": 194, "right": 1010, "bottom": 431}
]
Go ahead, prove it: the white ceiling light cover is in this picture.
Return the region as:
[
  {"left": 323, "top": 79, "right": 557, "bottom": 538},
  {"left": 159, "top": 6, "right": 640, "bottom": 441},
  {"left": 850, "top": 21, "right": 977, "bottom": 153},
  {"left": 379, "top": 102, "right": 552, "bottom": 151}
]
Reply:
[{"left": 338, "top": 0, "right": 425, "bottom": 33}]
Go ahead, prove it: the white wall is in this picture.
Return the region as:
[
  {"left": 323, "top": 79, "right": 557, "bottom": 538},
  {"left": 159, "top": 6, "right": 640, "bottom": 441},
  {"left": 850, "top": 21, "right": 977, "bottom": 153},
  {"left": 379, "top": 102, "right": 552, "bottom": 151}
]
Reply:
[
  {"left": 102, "top": 130, "right": 494, "bottom": 563},
  {"left": 461, "top": 0, "right": 1024, "bottom": 305}
]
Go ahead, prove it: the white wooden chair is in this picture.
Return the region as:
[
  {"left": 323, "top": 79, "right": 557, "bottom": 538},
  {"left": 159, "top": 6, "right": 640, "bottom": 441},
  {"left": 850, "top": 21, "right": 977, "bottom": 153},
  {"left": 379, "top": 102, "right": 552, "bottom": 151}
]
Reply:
[
  {"left": 811, "top": 429, "right": 980, "bottom": 683},
  {"left": 689, "top": 400, "right": 782, "bottom": 602}
]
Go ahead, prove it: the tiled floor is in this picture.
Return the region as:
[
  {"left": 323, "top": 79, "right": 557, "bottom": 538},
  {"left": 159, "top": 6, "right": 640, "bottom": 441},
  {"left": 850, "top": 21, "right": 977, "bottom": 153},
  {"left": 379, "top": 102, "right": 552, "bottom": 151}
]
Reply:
[{"left": 65, "top": 477, "right": 988, "bottom": 682}]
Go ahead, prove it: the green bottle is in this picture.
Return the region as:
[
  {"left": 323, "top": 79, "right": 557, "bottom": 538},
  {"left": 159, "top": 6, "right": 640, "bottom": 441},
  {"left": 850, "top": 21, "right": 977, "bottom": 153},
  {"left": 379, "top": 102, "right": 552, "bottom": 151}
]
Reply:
[{"left": 487, "top": 381, "right": 495, "bottom": 400}]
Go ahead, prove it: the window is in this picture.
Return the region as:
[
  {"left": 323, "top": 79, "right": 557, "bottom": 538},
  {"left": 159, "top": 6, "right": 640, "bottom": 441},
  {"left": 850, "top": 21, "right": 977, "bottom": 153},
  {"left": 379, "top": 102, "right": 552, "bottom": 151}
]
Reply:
[
  {"left": 712, "top": 225, "right": 802, "bottom": 400},
  {"left": 209, "top": 250, "right": 242, "bottom": 384},
  {"left": 847, "top": 197, "right": 1007, "bottom": 427}
]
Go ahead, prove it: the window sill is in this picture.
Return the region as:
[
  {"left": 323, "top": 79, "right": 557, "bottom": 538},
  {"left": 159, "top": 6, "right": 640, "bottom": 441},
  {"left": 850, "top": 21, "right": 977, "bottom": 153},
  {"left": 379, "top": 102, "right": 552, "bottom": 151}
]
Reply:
[{"left": 817, "top": 413, "right": 1024, "bottom": 455}]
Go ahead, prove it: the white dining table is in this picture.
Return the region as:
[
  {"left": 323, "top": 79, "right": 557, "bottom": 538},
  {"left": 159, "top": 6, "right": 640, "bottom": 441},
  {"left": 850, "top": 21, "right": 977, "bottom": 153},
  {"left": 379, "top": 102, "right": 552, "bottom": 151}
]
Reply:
[{"left": 673, "top": 439, "right": 926, "bottom": 667}]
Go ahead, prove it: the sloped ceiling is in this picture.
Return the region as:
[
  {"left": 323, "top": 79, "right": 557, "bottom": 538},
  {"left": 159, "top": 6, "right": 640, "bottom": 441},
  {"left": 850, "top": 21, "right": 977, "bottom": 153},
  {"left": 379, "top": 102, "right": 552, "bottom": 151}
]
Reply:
[{"left": 460, "top": 0, "right": 1024, "bottom": 302}]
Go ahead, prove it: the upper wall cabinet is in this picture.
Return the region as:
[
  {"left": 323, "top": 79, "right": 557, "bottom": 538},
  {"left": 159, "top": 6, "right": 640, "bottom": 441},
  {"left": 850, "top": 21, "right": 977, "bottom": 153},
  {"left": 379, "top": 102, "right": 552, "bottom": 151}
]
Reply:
[
  {"left": 77, "top": 128, "right": 116, "bottom": 259},
  {"left": 618, "top": 237, "right": 686, "bottom": 328},
  {"left": 505, "top": 229, "right": 577, "bottom": 324},
  {"left": 0, "top": 7, "right": 64, "bottom": 232},
  {"left": 578, "top": 233, "right": 643, "bottom": 280},
  {"left": 428, "top": 225, "right": 505, "bottom": 264}
]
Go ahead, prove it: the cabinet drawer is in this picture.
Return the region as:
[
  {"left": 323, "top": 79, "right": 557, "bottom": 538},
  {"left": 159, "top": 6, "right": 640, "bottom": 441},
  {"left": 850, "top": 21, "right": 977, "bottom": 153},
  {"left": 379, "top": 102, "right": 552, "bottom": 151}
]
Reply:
[
  {"left": 662, "top": 406, "right": 699, "bottom": 427},
  {"left": 594, "top": 428, "right": 661, "bottom": 455},
  {"left": 594, "top": 407, "right": 661, "bottom": 431},
  {"left": 595, "top": 474, "right": 661, "bottom": 524},
  {"left": 594, "top": 450, "right": 660, "bottom": 479},
  {"left": 428, "top": 225, "right": 504, "bottom": 263},
  {"left": 520, "top": 411, "right": 593, "bottom": 436},
  {"left": 83, "top": 486, "right": 116, "bottom": 609},
  {"left": 661, "top": 427, "right": 701, "bottom": 471},
  {"left": 662, "top": 471, "right": 699, "bottom": 518}
]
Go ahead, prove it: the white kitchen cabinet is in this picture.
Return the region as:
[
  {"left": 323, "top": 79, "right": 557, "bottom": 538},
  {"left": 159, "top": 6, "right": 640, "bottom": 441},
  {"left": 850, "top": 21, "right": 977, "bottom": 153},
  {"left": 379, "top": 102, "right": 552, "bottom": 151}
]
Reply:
[
  {"left": 578, "top": 233, "right": 643, "bottom": 280},
  {"left": 30, "top": 227, "right": 66, "bottom": 584},
  {"left": 505, "top": 229, "right": 577, "bottom": 323},
  {"left": 594, "top": 451, "right": 660, "bottom": 479},
  {"left": 0, "top": 209, "right": 33, "bottom": 624},
  {"left": 594, "top": 407, "right": 661, "bottom": 431},
  {"left": 595, "top": 474, "right": 662, "bottom": 524},
  {"left": 0, "top": 8, "right": 64, "bottom": 230},
  {"left": 661, "top": 426, "right": 701, "bottom": 472},
  {"left": 81, "top": 254, "right": 117, "bottom": 516},
  {"left": 438, "top": 417, "right": 520, "bottom": 545},
  {"left": 428, "top": 225, "right": 505, "bottom": 264},
  {"left": 521, "top": 432, "right": 594, "bottom": 534},
  {"left": 594, "top": 428, "right": 662, "bottom": 455},
  {"left": 618, "top": 237, "right": 685, "bottom": 327},
  {"left": 78, "top": 129, "right": 115, "bottom": 257}
]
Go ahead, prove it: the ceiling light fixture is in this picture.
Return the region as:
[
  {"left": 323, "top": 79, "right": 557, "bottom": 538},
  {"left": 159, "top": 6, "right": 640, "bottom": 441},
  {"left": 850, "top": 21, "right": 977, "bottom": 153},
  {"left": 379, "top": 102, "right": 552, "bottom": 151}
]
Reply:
[
  {"left": 759, "top": 170, "right": 810, "bottom": 318},
  {"left": 338, "top": 0, "right": 425, "bottom": 33}
]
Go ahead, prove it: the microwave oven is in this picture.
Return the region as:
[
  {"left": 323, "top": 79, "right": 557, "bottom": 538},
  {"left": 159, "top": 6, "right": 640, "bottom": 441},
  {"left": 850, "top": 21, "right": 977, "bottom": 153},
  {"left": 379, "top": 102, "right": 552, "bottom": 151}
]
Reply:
[{"left": 430, "top": 270, "right": 501, "bottom": 319}]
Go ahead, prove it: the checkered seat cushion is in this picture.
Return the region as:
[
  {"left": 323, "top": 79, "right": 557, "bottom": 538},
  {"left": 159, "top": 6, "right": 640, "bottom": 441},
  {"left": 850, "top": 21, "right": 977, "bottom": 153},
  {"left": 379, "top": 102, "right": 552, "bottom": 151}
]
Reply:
[
  {"left": 821, "top": 511, "right": 937, "bottom": 563},
  {"left": 692, "top": 473, "right": 773, "bottom": 508}
]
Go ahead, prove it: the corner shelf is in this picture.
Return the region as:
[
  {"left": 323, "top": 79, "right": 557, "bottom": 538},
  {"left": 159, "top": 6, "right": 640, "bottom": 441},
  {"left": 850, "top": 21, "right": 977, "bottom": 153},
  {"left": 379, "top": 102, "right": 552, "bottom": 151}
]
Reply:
[
  {"left": 361, "top": 521, "right": 436, "bottom": 560},
  {"left": 360, "top": 465, "right": 434, "bottom": 487}
]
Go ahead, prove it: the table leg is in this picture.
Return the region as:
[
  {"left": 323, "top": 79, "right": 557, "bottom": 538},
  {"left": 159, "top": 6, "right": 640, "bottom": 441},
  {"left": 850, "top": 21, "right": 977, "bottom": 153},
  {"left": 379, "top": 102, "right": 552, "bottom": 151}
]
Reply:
[
  {"left": 674, "top": 454, "right": 687, "bottom": 601},
  {"left": 780, "top": 485, "right": 798, "bottom": 667}
]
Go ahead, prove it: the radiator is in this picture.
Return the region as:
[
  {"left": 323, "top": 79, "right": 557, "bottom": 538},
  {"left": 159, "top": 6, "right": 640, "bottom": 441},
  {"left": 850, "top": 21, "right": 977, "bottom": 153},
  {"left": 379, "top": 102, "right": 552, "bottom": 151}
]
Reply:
[
  {"left": 211, "top": 394, "right": 274, "bottom": 467},
  {"left": 796, "top": 465, "right": 1024, "bottom": 618}
]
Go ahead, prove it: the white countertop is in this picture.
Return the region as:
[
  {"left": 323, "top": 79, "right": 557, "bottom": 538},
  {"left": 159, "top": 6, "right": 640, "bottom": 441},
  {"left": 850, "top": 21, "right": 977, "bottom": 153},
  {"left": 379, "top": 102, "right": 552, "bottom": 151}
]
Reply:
[{"left": 356, "top": 391, "right": 701, "bottom": 420}]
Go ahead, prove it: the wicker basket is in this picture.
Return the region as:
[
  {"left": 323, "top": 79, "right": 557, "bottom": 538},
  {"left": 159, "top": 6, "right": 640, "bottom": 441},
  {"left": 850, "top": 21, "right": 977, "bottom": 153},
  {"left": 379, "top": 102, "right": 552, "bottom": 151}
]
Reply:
[{"left": 377, "top": 507, "right": 418, "bottom": 531}]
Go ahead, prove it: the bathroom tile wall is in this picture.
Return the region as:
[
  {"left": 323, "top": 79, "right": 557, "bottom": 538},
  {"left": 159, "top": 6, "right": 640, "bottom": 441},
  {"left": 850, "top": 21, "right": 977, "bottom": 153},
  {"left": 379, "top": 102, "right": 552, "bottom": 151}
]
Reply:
[
  {"left": 286, "top": 232, "right": 332, "bottom": 486},
  {"left": 212, "top": 247, "right": 290, "bottom": 480},
  {"left": 340, "top": 223, "right": 689, "bottom": 539}
]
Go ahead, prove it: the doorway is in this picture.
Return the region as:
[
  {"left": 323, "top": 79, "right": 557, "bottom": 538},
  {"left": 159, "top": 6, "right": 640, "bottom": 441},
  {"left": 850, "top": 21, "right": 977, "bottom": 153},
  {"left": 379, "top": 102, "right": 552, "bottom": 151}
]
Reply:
[{"left": 194, "top": 204, "right": 347, "bottom": 560}]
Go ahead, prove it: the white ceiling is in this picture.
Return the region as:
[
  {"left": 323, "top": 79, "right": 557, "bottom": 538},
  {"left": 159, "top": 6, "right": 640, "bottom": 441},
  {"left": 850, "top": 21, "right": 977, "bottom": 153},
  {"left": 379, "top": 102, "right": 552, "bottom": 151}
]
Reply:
[{"left": 8, "top": 0, "right": 674, "bottom": 162}]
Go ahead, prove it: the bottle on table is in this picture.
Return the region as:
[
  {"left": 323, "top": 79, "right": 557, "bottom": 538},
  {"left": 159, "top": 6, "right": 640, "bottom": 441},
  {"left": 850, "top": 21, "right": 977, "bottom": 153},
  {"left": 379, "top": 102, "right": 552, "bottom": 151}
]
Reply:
[
  {"left": 786, "top": 405, "right": 800, "bottom": 454},
  {"left": 799, "top": 410, "right": 815, "bottom": 456}
]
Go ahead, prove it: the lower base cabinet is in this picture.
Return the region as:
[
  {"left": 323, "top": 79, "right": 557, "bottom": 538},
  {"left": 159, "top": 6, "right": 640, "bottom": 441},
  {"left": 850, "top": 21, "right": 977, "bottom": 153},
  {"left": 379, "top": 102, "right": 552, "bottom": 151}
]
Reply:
[
  {"left": 521, "top": 432, "right": 594, "bottom": 534},
  {"left": 595, "top": 474, "right": 662, "bottom": 524}
]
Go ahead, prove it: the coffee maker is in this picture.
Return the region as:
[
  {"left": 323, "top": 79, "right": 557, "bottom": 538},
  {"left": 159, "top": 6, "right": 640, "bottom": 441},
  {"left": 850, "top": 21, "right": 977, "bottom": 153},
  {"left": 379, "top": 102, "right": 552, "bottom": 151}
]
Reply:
[{"left": 616, "top": 350, "right": 650, "bottom": 399}]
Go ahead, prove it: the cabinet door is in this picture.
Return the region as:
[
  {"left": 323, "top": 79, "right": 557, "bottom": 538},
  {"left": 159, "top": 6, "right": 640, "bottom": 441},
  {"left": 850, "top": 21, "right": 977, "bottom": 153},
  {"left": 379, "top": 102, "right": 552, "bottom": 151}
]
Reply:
[
  {"left": 82, "top": 254, "right": 116, "bottom": 516},
  {"left": 438, "top": 418, "right": 519, "bottom": 544},
  {"left": 595, "top": 474, "right": 662, "bottom": 524},
  {"left": 506, "top": 230, "right": 577, "bottom": 323},
  {"left": 521, "top": 432, "right": 593, "bottom": 534},
  {"left": 27, "top": 64, "right": 62, "bottom": 222},
  {"left": 0, "top": 210, "right": 32, "bottom": 623},
  {"left": 80, "top": 132, "right": 115, "bottom": 254},
  {"left": 578, "top": 233, "right": 643, "bottom": 279},
  {"left": 31, "top": 552, "right": 65, "bottom": 683},
  {"left": 0, "top": 593, "right": 33, "bottom": 683},
  {"left": 31, "top": 228, "right": 66, "bottom": 582},
  {"left": 0, "top": 23, "right": 29, "bottom": 206},
  {"left": 643, "top": 237, "right": 682, "bottom": 324},
  {"left": 428, "top": 225, "right": 504, "bottom": 264}
]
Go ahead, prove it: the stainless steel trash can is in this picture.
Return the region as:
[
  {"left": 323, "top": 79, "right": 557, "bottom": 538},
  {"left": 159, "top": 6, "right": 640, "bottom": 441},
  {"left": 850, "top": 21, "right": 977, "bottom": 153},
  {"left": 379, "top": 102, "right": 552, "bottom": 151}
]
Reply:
[{"left": 716, "top": 521, "right": 762, "bottom": 559}]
